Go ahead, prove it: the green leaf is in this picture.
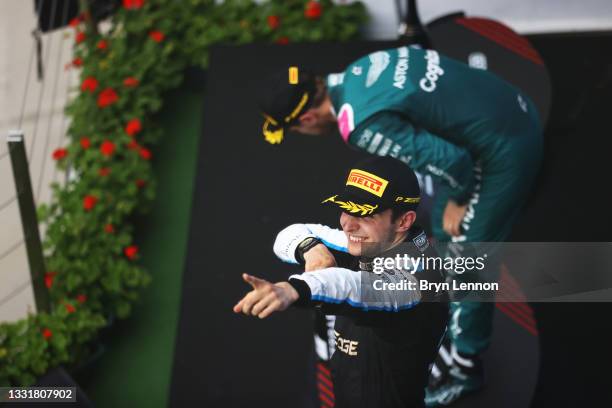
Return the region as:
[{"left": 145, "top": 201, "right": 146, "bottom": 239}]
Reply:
[{"left": 3, "top": 0, "right": 368, "bottom": 386}]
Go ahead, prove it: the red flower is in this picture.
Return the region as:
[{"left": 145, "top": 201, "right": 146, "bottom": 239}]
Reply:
[
  {"left": 267, "top": 15, "right": 280, "bottom": 30},
  {"left": 42, "top": 328, "right": 53, "bottom": 339},
  {"left": 139, "top": 147, "right": 151, "bottom": 160},
  {"left": 304, "top": 1, "right": 322, "bottom": 20},
  {"left": 123, "top": 77, "right": 139, "bottom": 87},
  {"left": 81, "top": 76, "right": 98, "bottom": 93},
  {"left": 97, "top": 40, "right": 108, "bottom": 50},
  {"left": 80, "top": 137, "right": 90, "bottom": 149},
  {"left": 75, "top": 31, "right": 86, "bottom": 44},
  {"left": 97, "top": 88, "right": 119, "bottom": 108},
  {"left": 44, "top": 272, "right": 57, "bottom": 289},
  {"left": 100, "top": 140, "right": 116, "bottom": 157},
  {"left": 124, "top": 245, "right": 139, "bottom": 260},
  {"left": 99, "top": 167, "right": 111, "bottom": 177},
  {"left": 104, "top": 223, "right": 115, "bottom": 233},
  {"left": 52, "top": 148, "right": 68, "bottom": 161},
  {"left": 276, "top": 36, "right": 290, "bottom": 45},
  {"left": 127, "top": 139, "right": 139, "bottom": 150},
  {"left": 83, "top": 195, "right": 98, "bottom": 211},
  {"left": 69, "top": 16, "right": 81, "bottom": 27},
  {"left": 65, "top": 303, "right": 76, "bottom": 313},
  {"left": 76, "top": 294, "right": 87, "bottom": 303},
  {"left": 123, "top": 0, "right": 144, "bottom": 9},
  {"left": 149, "top": 30, "right": 165, "bottom": 43},
  {"left": 72, "top": 57, "right": 83, "bottom": 67},
  {"left": 125, "top": 119, "right": 142, "bottom": 136},
  {"left": 136, "top": 179, "right": 146, "bottom": 188}
]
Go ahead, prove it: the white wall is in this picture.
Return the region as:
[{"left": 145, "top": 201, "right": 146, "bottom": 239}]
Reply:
[
  {"left": 0, "top": 0, "right": 77, "bottom": 323},
  {"left": 355, "top": 0, "right": 612, "bottom": 39}
]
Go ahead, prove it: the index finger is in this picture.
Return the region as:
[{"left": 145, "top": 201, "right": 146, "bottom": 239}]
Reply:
[{"left": 243, "top": 273, "right": 267, "bottom": 289}]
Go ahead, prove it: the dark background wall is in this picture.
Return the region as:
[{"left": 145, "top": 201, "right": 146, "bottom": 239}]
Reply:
[
  {"left": 170, "top": 33, "right": 612, "bottom": 408},
  {"left": 513, "top": 33, "right": 612, "bottom": 408}
]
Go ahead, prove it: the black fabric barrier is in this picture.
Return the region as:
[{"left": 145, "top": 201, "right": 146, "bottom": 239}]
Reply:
[
  {"left": 513, "top": 33, "right": 612, "bottom": 408},
  {"left": 169, "top": 42, "right": 393, "bottom": 408},
  {"left": 170, "top": 34, "right": 612, "bottom": 407}
]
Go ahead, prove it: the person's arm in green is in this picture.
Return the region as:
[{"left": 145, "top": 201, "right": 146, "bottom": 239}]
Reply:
[{"left": 349, "top": 112, "right": 475, "bottom": 204}]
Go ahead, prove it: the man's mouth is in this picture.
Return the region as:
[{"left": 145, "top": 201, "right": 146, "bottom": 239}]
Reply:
[{"left": 348, "top": 235, "right": 366, "bottom": 243}]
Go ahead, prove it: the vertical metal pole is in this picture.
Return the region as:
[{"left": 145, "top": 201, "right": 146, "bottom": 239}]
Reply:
[
  {"left": 79, "top": 0, "right": 99, "bottom": 36},
  {"left": 397, "top": 0, "right": 431, "bottom": 48},
  {"left": 7, "top": 130, "right": 50, "bottom": 313}
]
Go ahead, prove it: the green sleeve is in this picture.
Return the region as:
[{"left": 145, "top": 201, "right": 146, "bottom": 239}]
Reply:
[{"left": 349, "top": 112, "right": 475, "bottom": 203}]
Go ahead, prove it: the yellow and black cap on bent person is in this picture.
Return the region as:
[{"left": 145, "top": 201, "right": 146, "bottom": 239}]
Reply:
[
  {"left": 257, "top": 68, "right": 317, "bottom": 144},
  {"left": 322, "top": 156, "right": 421, "bottom": 217}
]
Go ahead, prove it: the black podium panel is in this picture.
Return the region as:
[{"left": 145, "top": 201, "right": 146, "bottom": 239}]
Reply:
[
  {"left": 169, "top": 42, "right": 398, "bottom": 408},
  {"left": 170, "top": 33, "right": 612, "bottom": 407}
]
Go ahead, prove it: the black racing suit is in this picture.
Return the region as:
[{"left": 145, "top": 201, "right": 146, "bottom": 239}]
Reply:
[{"left": 274, "top": 224, "right": 449, "bottom": 407}]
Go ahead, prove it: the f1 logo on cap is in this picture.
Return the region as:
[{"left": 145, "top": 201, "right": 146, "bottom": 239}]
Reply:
[{"left": 346, "top": 169, "right": 388, "bottom": 197}]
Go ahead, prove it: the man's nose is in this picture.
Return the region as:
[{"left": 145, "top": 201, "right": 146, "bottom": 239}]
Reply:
[{"left": 340, "top": 212, "right": 359, "bottom": 232}]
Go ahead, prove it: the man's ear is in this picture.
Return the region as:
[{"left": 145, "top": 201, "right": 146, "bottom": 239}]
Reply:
[
  {"left": 396, "top": 210, "right": 416, "bottom": 233},
  {"left": 298, "top": 110, "right": 316, "bottom": 126}
]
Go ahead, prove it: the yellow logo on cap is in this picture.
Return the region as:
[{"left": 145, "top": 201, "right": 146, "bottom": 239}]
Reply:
[
  {"left": 346, "top": 169, "right": 389, "bottom": 197},
  {"left": 322, "top": 195, "right": 378, "bottom": 216},
  {"left": 285, "top": 92, "right": 309, "bottom": 123},
  {"left": 262, "top": 115, "right": 283, "bottom": 144},
  {"left": 263, "top": 113, "right": 278, "bottom": 126},
  {"left": 395, "top": 196, "right": 421, "bottom": 204},
  {"left": 289, "top": 67, "right": 299, "bottom": 84}
]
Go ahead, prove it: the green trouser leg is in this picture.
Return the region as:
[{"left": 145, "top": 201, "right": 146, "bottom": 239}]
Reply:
[
  {"left": 431, "top": 131, "right": 542, "bottom": 355},
  {"left": 448, "top": 301, "right": 495, "bottom": 355}
]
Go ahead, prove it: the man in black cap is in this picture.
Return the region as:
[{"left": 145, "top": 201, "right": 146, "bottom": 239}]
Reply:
[
  {"left": 260, "top": 71, "right": 336, "bottom": 143},
  {"left": 258, "top": 46, "right": 543, "bottom": 406},
  {"left": 234, "top": 155, "right": 448, "bottom": 408}
]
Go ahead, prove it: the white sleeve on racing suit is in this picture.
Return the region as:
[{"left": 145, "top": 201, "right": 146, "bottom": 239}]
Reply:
[
  {"left": 289, "top": 265, "right": 421, "bottom": 313},
  {"left": 273, "top": 223, "right": 348, "bottom": 264}
]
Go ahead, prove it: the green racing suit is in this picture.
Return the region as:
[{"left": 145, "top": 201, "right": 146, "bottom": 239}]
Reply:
[{"left": 326, "top": 46, "right": 543, "bottom": 354}]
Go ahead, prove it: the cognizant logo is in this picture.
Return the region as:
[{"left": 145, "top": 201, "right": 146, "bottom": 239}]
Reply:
[{"left": 419, "top": 50, "right": 444, "bottom": 93}]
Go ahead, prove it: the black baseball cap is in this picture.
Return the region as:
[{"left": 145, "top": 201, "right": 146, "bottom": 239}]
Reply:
[
  {"left": 257, "top": 68, "right": 317, "bottom": 144},
  {"left": 322, "top": 156, "right": 421, "bottom": 217}
]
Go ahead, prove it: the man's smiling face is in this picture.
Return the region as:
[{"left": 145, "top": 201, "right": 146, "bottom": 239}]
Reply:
[{"left": 340, "top": 209, "right": 398, "bottom": 257}]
